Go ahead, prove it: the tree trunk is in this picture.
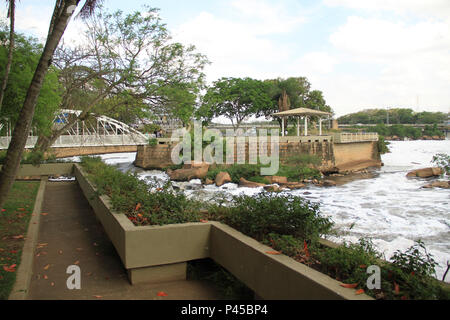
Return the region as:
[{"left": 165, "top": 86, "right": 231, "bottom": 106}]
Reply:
[
  {"left": 0, "top": 1, "right": 78, "bottom": 209},
  {"left": 0, "top": 0, "right": 15, "bottom": 110}
]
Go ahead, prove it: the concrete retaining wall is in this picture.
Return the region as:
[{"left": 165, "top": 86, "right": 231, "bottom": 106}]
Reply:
[{"left": 74, "top": 163, "right": 372, "bottom": 299}]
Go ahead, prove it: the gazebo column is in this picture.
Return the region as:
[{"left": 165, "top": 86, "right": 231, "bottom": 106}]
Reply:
[
  {"left": 319, "top": 118, "right": 323, "bottom": 136},
  {"left": 304, "top": 116, "right": 308, "bottom": 136},
  {"left": 281, "top": 117, "right": 285, "bottom": 137},
  {"left": 297, "top": 117, "right": 300, "bottom": 136}
]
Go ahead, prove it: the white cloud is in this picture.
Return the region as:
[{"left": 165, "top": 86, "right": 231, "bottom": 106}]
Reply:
[
  {"left": 323, "top": 0, "right": 450, "bottom": 19},
  {"left": 330, "top": 16, "right": 450, "bottom": 59},
  {"left": 173, "top": 1, "right": 306, "bottom": 82}
]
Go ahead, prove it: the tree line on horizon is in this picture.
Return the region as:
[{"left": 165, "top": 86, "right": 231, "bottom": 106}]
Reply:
[{"left": 338, "top": 108, "right": 448, "bottom": 125}]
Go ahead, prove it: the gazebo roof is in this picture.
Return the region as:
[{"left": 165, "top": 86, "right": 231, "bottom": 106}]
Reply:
[{"left": 272, "top": 107, "right": 332, "bottom": 117}]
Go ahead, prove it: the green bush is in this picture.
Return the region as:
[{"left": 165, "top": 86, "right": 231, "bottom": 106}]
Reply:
[
  {"left": 148, "top": 138, "right": 158, "bottom": 146},
  {"left": 80, "top": 156, "right": 201, "bottom": 226},
  {"left": 208, "top": 192, "right": 333, "bottom": 243}
]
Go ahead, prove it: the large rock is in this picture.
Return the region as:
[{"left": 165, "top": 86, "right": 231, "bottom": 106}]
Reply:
[
  {"left": 168, "top": 162, "right": 210, "bottom": 181},
  {"left": 266, "top": 176, "right": 288, "bottom": 184},
  {"left": 422, "top": 181, "right": 450, "bottom": 189},
  {"left": 279, "top": 182, "right": 306, "bottom": 190},
  {"left": 239, "top": 178, "right": 266, "bottom": 188},
  {"left": 322, "top": 180, "right": 337, "bottom": 187},
  {"left": 264, "top": 185, "right": 284, "bottom": 192},
  {"left": 406, "top": 167, "right": 443, "bottom": 178},
  {"left": 215, "top": 172, "right": 232, "bottom": 187}
]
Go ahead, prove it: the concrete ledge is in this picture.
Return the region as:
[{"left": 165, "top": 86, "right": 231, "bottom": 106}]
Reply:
[
  {"left": 75, "top": 163, "right": 373, "bottom": 299},
  {"left": 0, "top": 163, "right": 75, "bottom": 178},
  {"left": 8, "top": 176, "right": 48, "bottom": 300}
]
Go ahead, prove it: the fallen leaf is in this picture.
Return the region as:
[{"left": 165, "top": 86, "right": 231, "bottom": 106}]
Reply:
[
  {"left": 340, "top": 283, "right": 358, "bottom": 289},
  {"left": 355, "top": 289, "right": 365, "bottom": 295},
  {"left": 43, "top": 264, "right": 50, "bottom": 270},
  {"left": 303, "top": 240, "right": 310, "bottom": 257},
  {"left": 359, "top": 264, "right": 367, "bottom": 269},
  {"left": 51, "top": 282, "right": 55, "bottom": 287},
  {"left": 1, "top": 209, "right": 6, "bottom": 212},
  {"left": 266, "top": 251, "right": 281, "bottom": 255},
  {"left": 200, "top": 219, "right": 208, "bottom": 223},
  {"left": 58, "top": 250, "right": 63, "bottom": 255},
  {"left": 12, "top": 235, "right": 24, "bottom": 239},
  {"left": 17, "top": 208, "right": 25, "bottom": 211},
  {"left": 41, "top": 212, "right": 49, "bottom": 216},
  {"left": 10, "top": 250, "right": 18, "bottom": 254},
  {"left": 93, "top": 295, "right": 103, "bottom": 299},
  {"left": 3, "top": 264, "right": 16, "bottom": 272},
  {"left": 135, "top": 203, "right": 142, "bottom": 211},
  {"left": 43, "top": 275, "right": 48, "bottom": 280},
  {"left": 74, "top": 261, "right": 80, "bottom": 265},
  {"left": 157, "top": 291, "right": 168, "bottom": 297}
]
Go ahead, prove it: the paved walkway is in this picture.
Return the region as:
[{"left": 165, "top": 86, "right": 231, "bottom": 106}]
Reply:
[{"left": 27, "top": 182, "right": 222, "bottom": 300}]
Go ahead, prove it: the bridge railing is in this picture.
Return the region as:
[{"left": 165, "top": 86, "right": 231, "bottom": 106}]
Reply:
[
  {"left": 0, "top": 134, "right": 148, "bottom": 150},
  {"left": 334, "top": 132, "right": 378, "bottom": 143}
]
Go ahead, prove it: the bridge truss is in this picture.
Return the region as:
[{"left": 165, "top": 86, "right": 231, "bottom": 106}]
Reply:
[{"left": 0, "top": 109, "right": 149, "bottom": 149}]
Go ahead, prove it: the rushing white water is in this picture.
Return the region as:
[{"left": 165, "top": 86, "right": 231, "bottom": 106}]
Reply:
[{"left": 65, "top": 140, "right": 450, "bottom": 282}]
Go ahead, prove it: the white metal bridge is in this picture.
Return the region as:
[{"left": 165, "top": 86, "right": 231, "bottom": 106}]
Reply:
[{"left": 0, "top": 109, "right": 149, "bottom": 150}]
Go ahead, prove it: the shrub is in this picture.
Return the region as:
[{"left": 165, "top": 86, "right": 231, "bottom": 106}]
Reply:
[
  {"left": 148, "top": 138, "right": 158, "bottom": 146},
  {"left": 208, "top": 192, "right": 333, "bottom": 243},
  {"left": 432, "top": 153, "right": 449, "bottom": 176},
  {"left": 80, "top": 156, "right": 201, "bottom": 226}
]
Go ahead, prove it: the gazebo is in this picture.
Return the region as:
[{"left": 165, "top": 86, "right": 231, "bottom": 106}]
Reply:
[{"left": 272, "top": 107, "right": 332, "bottom": 137}]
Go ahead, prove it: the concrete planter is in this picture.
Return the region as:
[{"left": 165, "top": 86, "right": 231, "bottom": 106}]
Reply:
[
  {"left": 73, "top": 163, "right": 372, "bottom": 300},
  {"left": 0, "top": 163, "right": 75, "bottom": 178}
]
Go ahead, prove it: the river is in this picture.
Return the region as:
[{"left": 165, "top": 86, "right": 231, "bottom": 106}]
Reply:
[{"left": 65, "top": 140, "right": 450, "bottom": 282}]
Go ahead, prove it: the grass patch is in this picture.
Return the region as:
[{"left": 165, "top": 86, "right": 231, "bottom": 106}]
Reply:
[{"left": 0, "top": 181, "right": 40, "bottom": 300}]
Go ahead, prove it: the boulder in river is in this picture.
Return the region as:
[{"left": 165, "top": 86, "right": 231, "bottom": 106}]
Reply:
[
  {"left": 167, "top": 162, "right": 209, "bottom": 181},
  {"left": 322, "top": 180, "right": 337, "bottom": 187},
  {"left": 266, "top": 176, "right": 288, "bottom": 184},
  {"left": 422, "top": 181, "right": 450, "bottom": 189},
  {"left": 406, "top": 167, "right": 442, "bottom": 178},
  {"left": 279, "top": 182, "right": 306, "bottom": 190},
  {"left": 215, "top": 172, "right": 232, "bottom": 187},
  {"left": 239, "top": 178, "right": 266, "bottom": 188}
]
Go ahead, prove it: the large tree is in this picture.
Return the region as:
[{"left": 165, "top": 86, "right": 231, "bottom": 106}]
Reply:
[
  {"left": 0, "top": 0, "right": 16, "bottom": 110},
  {"left": 0, "top": 0, "right": 102, "bottom": 210},
  {"left": 198, "top": 77, "right": 272, "bottom": 130},
  {"left": 33, "top": 6, "right": 208, "bottom": 153}
]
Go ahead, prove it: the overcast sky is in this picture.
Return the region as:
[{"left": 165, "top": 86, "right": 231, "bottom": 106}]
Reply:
[{"left": 1, "top": 0, "right": 450, "bottom": 117}]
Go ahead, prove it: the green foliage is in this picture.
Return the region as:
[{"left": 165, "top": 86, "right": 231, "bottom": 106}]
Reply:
[
  {"left": 208, "top": 192, "right": 334, "bottom": 243},
  {"left": 432, "top": 153, "right": 449, "bottom": 175},
  {"left": 197, "top": 77, "right": 273, "bottom": 128},
  {"left": 80, "top": 157, "right": 201, "bottom": 226},
  {"left": 263, "top": 233, "right": 304, "bottom": 257},
  {"left": 338, "top": 108, "right": 447, "bottom": 125},
  {"left": 423, "top": 124, "right": 443, "bottom": 137},
  {"left": 277, "top": 165, "right": 322, "bottom": 181},
  {"left": 315, "top": 238, "right": 381, "bottom": 285},
  {"left": 285, "top": 154, "right": 321, "bottom": 166},
  {"left": 148, "top": 138, "right": 158, "bottom": 146},
  {"left": 377, "top": 136, "right": 390, "bottom": 154},
  {"left": 382, "top": 240, "right": 448, "bottom": 300},
  {"left": 0, "top": 28, "right": 61, "bottom": 135}
]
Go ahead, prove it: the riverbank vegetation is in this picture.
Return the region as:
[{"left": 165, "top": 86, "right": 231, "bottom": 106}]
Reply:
[
  {"left": 338, "top": 108, "right": 447, "bottom": 125},
  {"left": 80, "top": 157, "right": 449, "bottom": 300}
]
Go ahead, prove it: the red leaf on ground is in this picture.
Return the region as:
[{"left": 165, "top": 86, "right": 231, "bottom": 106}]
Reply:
[
  {"left": 266, "top": 251, "right": 281, "bottom": 255},
  {"left": 41, "top": 212, "right": 49, "bottom": 216},
  {"left": 359, "top": 264, "right": 367, "bottom": 269},
  {"left": 340, "top": 283, "right": 358, "bottom": 289},
  {"left": 1, "top": 209, "right": 6, "bottom": 212},
  {"left": 43, "top": 264, "right": 50, "bottom": 270},
  {"left": 355, "top": 289, "right": 365, "bottom": 295},
  {"left": 43, "top": 275, "right": 48, "bottom": 280},
  {"left": 157, "top": 291, "right": 168, "bottom": 297},
  {"left": 17, "top": 208, "right": 25, "bottom": 211},
  {"left": 10, "top": 250, "right": 18, "bottom": 254},
  {"left": 200, "top": 219, "right": 208, "bottom": 223},
  {"left": 3, "top": 264, "right": 16, "bottom": 272},
  {"left": 93, "top": 295, "right": 103, "bottom": 299},
  {"left": 12, "top": 235, "right": 24, "bottom": 239},
  {"left": 74, "top": 261, "right": 80, "bottom": 265},
  {"left": 135, "top": 203, "right": 142, "bottom": 211}
]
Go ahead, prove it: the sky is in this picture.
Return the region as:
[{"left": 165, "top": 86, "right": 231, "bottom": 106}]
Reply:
[{"left": 1, "top": 0, "right": 450, "bottom": 117}]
